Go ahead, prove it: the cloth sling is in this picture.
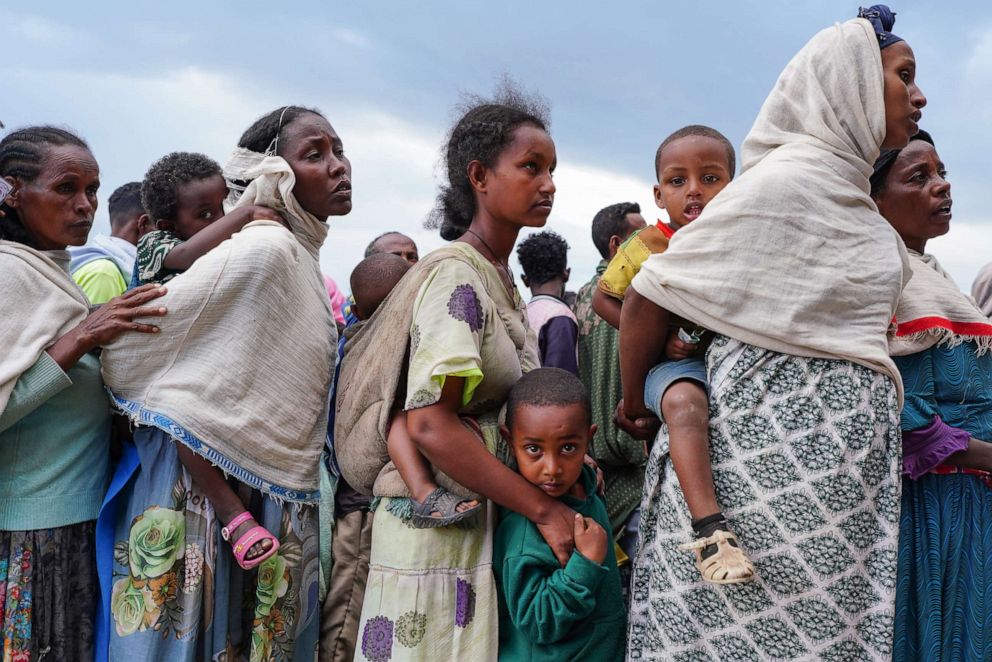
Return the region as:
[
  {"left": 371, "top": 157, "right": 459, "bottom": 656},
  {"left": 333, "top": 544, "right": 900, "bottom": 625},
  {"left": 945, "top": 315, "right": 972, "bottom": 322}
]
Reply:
[
  {"left": 631, "top": 18, "right": 910, "bottom": 401},
  {"left": 889, "top": 251, "right": 992, "bottom": 356},
  {"left": 100, "top": 151, "right": 336, "bottom": 503},
  {"left": 0, "top": 243, "right": 89, "bottom": 413}
]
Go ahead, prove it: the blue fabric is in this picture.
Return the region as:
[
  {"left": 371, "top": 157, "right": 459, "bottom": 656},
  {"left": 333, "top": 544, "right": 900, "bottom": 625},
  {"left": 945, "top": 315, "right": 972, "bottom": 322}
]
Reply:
[
  {"left": 643, "top": 358, "right": 707, "bottom": 419},
  {"left": 893, "top": 341, "right": 992, "bottom": 658},
  {"left": 858, "top": 5, "right": 904, "bottom": 48},
  {"left": 106, "top": 427, "right": 319, "bottom": 661},
  {"left": 94, "top": 441, "right": 141, "bottom": 662}
]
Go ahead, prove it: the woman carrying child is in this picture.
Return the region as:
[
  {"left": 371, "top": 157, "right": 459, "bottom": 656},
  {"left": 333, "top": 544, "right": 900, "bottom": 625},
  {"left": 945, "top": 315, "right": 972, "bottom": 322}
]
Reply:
[
  {"left": 334, "top": 87, "right": 578, "bottom": 661},
  {"left": 99, "top": 105, "right": 347, "bottom": 661},
  {"left": 620, "top": 7, "right": 924, "bottom": 659}
]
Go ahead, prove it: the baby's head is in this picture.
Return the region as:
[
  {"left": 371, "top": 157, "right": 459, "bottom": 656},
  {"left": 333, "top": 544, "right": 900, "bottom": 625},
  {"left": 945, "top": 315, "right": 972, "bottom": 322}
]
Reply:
[
  {"left": 141, "top": 152, "right": 226, "bottom": 240},
  {"left": 502, "top": 368, "right": 596, "bottom": 499},
  {"left": 350, "top": 252, "right": 412, "bottom": 320},
  {"left": 653, "top": 125, "right": 735, "bottom": 229}
]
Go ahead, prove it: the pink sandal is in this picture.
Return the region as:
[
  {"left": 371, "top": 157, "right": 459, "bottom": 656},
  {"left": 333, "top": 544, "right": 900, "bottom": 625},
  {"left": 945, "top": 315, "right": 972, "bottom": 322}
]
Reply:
[{"left": 221, "top": 511, "right": 280, "bottom": 570}]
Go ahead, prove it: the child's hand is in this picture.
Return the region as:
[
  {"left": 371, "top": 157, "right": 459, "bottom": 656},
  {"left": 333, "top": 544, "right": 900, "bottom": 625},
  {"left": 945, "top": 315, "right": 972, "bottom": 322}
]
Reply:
[
  {"left": 665, "top": 333, "right": 698, "bottom": 361},
  {"left": 573, "top": 514, "right": 608, "bottom": 565},
  {"left": 248, "top": 205, "right": 288, "bottom": 228},
  {"left": 614, "top": 398, "right": 660, "bottom": 441}
]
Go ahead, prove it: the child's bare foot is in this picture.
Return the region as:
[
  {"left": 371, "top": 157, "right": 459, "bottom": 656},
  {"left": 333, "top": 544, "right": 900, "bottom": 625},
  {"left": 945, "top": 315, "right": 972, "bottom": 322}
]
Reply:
[
  {"left": 409, "top": 487, "right": 481, "bottom": 528},
  {"left": 221, "top": 512, "right": 280, "bottom": 569}
]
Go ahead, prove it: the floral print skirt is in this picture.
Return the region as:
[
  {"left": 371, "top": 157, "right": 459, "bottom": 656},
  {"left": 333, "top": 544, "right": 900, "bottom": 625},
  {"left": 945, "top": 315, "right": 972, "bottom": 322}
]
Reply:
[
  {"left": 1, "top": 521, "right": 97, "bottom": 662},
  {"left": 355, "top": 499, "right": 496, "bottom": 662},
  {"left": 627, "top": 336, "right": 902, "bottom": 660},
  {"left": 108, "top": 426, "right": 319, "bottom": 662}
]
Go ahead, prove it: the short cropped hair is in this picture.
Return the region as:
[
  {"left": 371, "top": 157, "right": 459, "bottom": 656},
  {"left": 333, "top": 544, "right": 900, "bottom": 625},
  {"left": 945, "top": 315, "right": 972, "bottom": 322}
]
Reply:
[
  {"left": 654, "top": 125, "right": 735, "bottom": 180},
  {"left": 505, "top": 368, "right": 591, "bottom": 430},
  {"left": 591, "top": 202, "right": 640, "bottom": 259},
  {"left": 365, "top": 231, "right": 406, "bottom": 258},
  {"left": 141, "top": 152, "right": 222, "bottom": 222},
  {"left": 516, "top": 230, "right": 569, "bottom": 286},
  {"left": 107, "top": 182, "right": 144, "bottom": 227},
  {"left": 350, "top": 252, "right": 411, "bottom": 318}
]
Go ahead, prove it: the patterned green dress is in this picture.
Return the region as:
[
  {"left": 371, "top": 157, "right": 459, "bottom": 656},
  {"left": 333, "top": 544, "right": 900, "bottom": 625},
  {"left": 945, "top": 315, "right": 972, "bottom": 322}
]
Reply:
[
  {"left": 627, "top": 335, "right": 902, "bottom": 660},
  {"left": 354, "top": 243, "right": 538, "bottom": 662}
]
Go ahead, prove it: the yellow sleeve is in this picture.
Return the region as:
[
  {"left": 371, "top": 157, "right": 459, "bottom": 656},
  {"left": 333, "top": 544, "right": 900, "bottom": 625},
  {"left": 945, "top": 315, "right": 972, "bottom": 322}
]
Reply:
[
  {"left": 597, "top": 228, "right": 658, "bottom": 300},
  {"left": 73, "top": 259, "right": 127, "bottom": 305}
]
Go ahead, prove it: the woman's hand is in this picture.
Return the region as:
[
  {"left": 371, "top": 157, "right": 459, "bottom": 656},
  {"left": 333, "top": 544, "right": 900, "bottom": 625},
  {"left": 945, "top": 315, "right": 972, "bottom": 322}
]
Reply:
[
  {"left": 535, "top": 500, "right": 578, "bottom": 566},
  {"left": 583, "top": 455, "right": 606, "bottom": 496},
  {"left": 614, "top": 398, "right": 661, "bottom": 440},
  {"left": 46, "top": 284, "right": 168, "bottom": 371}
]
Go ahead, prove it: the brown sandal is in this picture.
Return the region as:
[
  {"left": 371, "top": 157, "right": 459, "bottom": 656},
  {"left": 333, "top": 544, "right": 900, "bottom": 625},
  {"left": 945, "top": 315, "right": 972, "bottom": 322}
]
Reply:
[{"left": 679, "top": 529, "right": 756, "bottom": 585}]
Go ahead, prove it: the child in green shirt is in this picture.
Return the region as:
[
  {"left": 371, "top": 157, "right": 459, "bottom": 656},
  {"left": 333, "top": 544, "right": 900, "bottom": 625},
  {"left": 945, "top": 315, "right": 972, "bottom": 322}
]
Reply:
[{"left": 494, "top": 368, "right": 625, "bottom": 661}]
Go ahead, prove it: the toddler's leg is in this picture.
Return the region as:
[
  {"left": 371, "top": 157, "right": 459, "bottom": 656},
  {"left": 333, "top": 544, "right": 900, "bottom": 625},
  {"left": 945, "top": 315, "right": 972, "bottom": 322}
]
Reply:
[
  {"left": 387, "top": 411, "right": 479, "bottom": 523},
  {"left": 174, "top": 441, "right": 274, "bottom": 563},
  {"left": 662, "top": 381, "right": 754, "bottom": 584},
  {"left": 662, "top": 380, "right": 720, "bottom": 520}
]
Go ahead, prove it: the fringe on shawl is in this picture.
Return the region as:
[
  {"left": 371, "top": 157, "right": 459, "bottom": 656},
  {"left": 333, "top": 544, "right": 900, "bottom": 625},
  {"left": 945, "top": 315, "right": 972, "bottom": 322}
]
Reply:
[
  {"left": 893, "top": 326, "right": 992, "bottom": 357},
  {"left": 111, "top": 392, "right": 320, "bottom": 505}
]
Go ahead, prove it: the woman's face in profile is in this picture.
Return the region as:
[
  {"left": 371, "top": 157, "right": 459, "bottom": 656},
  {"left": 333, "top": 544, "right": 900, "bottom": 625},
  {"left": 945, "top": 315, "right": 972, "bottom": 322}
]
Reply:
[
  {"left": 880, "top": 41, "right": 926, "bottom": 149},
  {"left": 278, "top": 114, "right": 353, "bottom": 220}
]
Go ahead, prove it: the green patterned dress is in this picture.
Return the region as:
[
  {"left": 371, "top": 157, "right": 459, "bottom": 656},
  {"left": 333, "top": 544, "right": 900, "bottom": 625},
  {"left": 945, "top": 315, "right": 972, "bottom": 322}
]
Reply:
[{"left": 627, "top": 335, "right": 902, "bottom": 661}]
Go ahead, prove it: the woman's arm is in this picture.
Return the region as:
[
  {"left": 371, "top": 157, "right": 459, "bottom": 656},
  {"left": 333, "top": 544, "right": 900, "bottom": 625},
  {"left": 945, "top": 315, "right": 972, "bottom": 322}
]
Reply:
[
  {"left": 617, "top": 286, "right": 667, "bottom": 439},
  {"left": 406, "top": 376, "right": 576, "bottom": 565}
]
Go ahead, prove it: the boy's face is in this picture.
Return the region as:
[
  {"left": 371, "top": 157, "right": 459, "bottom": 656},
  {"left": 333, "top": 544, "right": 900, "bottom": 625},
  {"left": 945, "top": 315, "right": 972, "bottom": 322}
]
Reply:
[
  {"left": 654, "top": 135, "right": 732, "bottom": 229},
  {"left": 502, "top": 403, "right": 596, "bottom": 498},
  {"left": 160, "top": 174, "right": 228, "bottom": 240}
]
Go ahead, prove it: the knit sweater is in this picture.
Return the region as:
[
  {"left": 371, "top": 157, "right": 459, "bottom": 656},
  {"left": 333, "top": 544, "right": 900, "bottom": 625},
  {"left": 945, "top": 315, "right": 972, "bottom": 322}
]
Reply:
[
  {"left": 0, "top": 351, "right": 111, "bottom": 530},
  {"left": 494, "top": 465, "right": 626, "bottom": 661}
]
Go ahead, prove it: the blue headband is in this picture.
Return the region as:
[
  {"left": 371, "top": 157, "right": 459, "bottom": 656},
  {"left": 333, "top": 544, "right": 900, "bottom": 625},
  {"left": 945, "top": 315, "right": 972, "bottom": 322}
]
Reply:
[{"left": 858, "top": 5, "right": 904, "bottom": 49}]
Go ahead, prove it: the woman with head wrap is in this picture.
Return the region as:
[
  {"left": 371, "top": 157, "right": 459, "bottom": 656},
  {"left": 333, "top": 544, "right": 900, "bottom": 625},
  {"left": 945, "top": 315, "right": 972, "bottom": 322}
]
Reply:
[
  {"left": 619, "top": 7, "right": 925, "bottom": 659},
  {"left": 870, "top": 131, "right": 992, "bottom": 659},
  {"left": 98, "top": 106, "right": 345, "bottom": 661},
  {"left": 0, "top": 126, "right": 166, "bottom": 660}
]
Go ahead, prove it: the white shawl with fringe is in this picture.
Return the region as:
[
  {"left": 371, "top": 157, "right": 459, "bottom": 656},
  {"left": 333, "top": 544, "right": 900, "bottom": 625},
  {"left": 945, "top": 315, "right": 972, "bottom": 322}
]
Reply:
[
  {"left": 1, "top": 244, "right": 89, "bottom": 413},
  {"left": 101, "top": 150, "right": 336, "bottom": 503},
  {"left": 631, "top": 18, "right": 910, "bottom": 400},
  {"left": 889, "top": 251, "right": 992, "bottom": 356}
]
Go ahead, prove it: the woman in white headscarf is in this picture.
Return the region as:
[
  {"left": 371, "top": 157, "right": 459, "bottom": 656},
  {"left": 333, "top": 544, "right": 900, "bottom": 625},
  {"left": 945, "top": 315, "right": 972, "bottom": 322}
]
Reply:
[
  {"left": 100, "top": 106, "right": 345, "bottom": 662},
  {"left": 619, "top": 7, "right": 925, "bottom": 659}
]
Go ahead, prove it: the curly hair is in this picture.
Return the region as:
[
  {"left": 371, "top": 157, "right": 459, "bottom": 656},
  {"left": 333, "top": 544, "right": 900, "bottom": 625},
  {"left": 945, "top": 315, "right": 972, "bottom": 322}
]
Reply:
[
  {"left": 140, "top": 152, "right": 222, "bottom": 223},
  {"left": 654, "top": 125, "right": 736, "bottom": 181},
  {"left": 426, "top": 81, "right": 550, "bottom": 240},
  {"left": 238, "top": 105, "right": 326, "bottom": 155},
  {"left": 505, "top": 367, "right": 590, "bottom": 431},
  {"left": 591, "top": 202, "right": 640, "bottom": 259},
  {"left": 0, "top": 126, "right": 90, "bottom": 246},
  {"left": 516, "top": 230, "right": 569, "bottom": 286}
]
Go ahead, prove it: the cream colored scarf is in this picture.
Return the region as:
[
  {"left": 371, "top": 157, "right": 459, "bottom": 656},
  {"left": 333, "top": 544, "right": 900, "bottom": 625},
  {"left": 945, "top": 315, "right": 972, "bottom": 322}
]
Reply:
[
  {"left": 631, "top": 18, "right": 909, "bottom": 400},
  {"left": 889, "top": 251, "right": 992, "bottom": 356},
  {"left": 101, "top": 150, "right": 336, "bottom": 503},
  {"left": 0, "top": 242, "right": 89, "bottom": 413}
]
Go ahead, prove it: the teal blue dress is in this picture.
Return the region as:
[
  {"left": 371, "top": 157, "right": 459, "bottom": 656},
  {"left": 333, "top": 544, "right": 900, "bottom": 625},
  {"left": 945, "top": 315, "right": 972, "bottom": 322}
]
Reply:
[{"left": 893, "top": 341, "right": 992, "bottom": 660}]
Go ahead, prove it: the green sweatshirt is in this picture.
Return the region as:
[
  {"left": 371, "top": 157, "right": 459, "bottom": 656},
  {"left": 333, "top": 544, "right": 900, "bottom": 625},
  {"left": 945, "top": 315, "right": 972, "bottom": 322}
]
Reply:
[
  {"left": 494, "top": 465, "right": 626, "bottom": 661},
  {"left": 0, "top": 351, "right": 111, "bottom": 530}
]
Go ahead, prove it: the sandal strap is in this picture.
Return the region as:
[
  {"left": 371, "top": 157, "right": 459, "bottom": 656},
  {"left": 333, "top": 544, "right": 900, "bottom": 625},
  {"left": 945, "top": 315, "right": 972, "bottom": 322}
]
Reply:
[
  {"left": 231, "top": 525, "right": 280, "bottom": 570},
  {"left": 222, "top": 511, "right": 254, "bottom": 541}
]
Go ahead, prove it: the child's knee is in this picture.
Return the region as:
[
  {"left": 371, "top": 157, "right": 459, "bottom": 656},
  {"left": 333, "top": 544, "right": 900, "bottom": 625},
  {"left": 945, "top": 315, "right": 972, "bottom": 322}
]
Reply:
[{"left": 661, "top": 381, "right": 709, "bottom": 426}]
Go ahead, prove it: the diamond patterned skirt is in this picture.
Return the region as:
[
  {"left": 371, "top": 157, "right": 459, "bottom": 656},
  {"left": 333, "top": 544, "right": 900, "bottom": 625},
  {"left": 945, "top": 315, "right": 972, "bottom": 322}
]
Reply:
[{"left": 627, "top": 336, "right": 901, "bottom": 661}]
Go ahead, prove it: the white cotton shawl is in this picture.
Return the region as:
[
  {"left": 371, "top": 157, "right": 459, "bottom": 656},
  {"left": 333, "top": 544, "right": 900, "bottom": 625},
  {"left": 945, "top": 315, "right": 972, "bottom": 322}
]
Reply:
[
  {"left": 0, "top": 243, "right": 89, "bottom": 413},
  {"left": 101, "top": 151, "right": 337, "bottom": 503},
  {"left": 631, "top": 18, "right": 910, "bottom": 401}
]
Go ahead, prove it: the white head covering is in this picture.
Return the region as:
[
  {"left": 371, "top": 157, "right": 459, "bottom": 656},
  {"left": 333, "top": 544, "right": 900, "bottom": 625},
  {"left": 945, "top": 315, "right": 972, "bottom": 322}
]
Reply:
[{"left": 631, "top": 18, "right": 910, "bottom": 400}]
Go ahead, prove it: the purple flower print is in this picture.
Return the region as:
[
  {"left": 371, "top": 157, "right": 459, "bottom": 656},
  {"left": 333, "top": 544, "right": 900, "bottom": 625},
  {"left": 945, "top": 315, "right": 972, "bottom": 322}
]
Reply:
[
  {"left": 447, "top": 284, "right": 484, "bottom": 332},
  {"left": 455, "top": 577, "right": 476, "bottom": 628},
  {"left": 361, "top": 615, "right": 394, "bottom": 661}
]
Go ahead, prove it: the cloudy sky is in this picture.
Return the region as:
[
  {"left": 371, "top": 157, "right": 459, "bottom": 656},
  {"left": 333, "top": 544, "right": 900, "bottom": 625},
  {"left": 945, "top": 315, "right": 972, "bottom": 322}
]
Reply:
[{"left": 6, "top": 1, "right": 991, "bottom": 293}]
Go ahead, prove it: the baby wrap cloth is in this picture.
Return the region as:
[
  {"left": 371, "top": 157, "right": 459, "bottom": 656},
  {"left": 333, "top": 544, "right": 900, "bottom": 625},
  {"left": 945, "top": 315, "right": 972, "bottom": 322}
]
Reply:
[
  {"left": 631, "top": 18, "right": 910, "bottom": 401},
  {"left": 101, "top": 149, "right": 336, "bottom": 503}
]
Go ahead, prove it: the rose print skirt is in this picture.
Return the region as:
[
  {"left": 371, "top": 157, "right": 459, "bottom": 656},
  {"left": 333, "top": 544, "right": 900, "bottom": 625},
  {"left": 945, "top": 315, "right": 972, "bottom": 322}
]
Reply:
[
  {"left": 1, "top": 522, "right": 97, "bottom": 661},
  {"left": 355, "top": 499, "right": 497, "bottom": 662},
  {"left": 107, "top": 426, "right": 319, "bottom": 662}
]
